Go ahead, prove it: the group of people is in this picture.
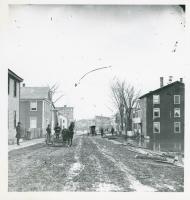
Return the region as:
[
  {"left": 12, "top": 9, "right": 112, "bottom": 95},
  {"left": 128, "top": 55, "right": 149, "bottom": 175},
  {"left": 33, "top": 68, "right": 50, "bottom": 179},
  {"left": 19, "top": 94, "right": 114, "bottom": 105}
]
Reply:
[
  {"left": 15, "top": 121, "right": 75, "bottom": 147},
  {"left": 100, "top": 127, "right": 115, "bottom": 137},
  {"left": 46, "top": 122, "right": 75, "bottom": 147}
]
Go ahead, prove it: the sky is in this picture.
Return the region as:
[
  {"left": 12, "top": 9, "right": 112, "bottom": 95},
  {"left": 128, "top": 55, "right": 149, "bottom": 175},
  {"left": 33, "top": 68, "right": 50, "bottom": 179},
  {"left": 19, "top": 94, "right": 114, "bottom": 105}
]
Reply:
[{"left": 6, "top": 5, "right": 186, "bottom": 120}]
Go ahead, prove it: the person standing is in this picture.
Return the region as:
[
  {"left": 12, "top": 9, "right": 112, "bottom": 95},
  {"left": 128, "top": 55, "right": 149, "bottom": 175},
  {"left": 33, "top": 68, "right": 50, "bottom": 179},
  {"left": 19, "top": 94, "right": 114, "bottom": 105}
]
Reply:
[
  {"left": 54, "top": 123, "right": 61, "bottom": 139},
  {"left": 16, "top": 122, "right": 21, "bottom": 145},
  {"left": 61, "top": 126, "right": 67, "bottom": 142},
  {"left": 100, "top": 127, "right": 104, "bottom": 137},
  {"left": 111, "top": 127, "right": 115, "bottom": 135},
  {"left": 68, "top": 122, "right": 75, "bottom": 147},
  {"left": 46, "top": 124, "right": 51, "bottom": 143}
]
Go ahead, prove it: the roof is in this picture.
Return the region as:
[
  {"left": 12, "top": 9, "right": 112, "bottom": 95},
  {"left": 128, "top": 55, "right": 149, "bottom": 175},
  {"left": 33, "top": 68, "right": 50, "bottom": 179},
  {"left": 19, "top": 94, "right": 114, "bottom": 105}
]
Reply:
[
  {"left": 95, "top": 115, "right": 110, "bottom": 119},
  {"left": 56, "top": 106, "right": 73, "bottom": 110},
  {"left": 139, "top": 81, "right": 184, "bottom": 99},
  {"left": 21, "top": 87, "right": 50, "bottom": 100},
  {"left": 8, "top": 69, "right": 23, "bottom": 82}
]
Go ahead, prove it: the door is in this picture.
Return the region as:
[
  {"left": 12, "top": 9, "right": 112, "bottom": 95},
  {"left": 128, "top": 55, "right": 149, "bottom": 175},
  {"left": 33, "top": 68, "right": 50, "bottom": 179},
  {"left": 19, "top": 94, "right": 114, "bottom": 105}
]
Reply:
[{"left": 30, "top": 117, "right": 37, "bottom": 128}]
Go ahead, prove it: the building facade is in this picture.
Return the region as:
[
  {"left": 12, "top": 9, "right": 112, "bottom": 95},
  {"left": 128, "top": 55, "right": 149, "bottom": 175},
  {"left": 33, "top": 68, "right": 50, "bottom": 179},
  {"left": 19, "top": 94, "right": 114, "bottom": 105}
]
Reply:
[
  {"left": 20, "top": 87, "right": 57, "bottom": 139},
  {"left": 8, "top": 69, "right": 23, "bottom": 144},
  {"left": 95, "top": 115, "right": 112, "bottom": 131},
  {"left": 132, "top": 100, "right": 142, "bottom": 136},
  {"left": 75, "top": 119, "right": 95, "bottom": 132},
  {"left": 56, "top": 105, "right": 74, "bottom": 127},
  {"left": 137, "top": 78, "right": 185, "bottom": 139}
]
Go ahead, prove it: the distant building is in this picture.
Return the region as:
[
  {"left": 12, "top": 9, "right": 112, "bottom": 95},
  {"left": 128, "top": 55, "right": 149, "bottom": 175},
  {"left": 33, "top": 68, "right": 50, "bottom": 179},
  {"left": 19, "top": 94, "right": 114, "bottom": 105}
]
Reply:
[
  {"left": 56, "top": 105, "right": 74, "bottom": 127},
  {"left": 57, "top": 111, "right": 68, "bottom": 129},
  {"left": 8, "top": 69, "right": 23, "bottom": 144},
  {"left": 133, "top": 77, "right": 185, "bottom": 139},
  {"left": 75, "top": 119, "right": 95, "bottom": 132},
  {"left": 20, "top": 86, "right": 57, "bottom": 139},
  {"left": 132, "top": 100, "right": 142, "bottom": 136},
  {"left": 75, "top": 116, "right": 112, "bottom": 133},
  {"left": 95, "top": 115, "right": 112, "bottom": 131}
]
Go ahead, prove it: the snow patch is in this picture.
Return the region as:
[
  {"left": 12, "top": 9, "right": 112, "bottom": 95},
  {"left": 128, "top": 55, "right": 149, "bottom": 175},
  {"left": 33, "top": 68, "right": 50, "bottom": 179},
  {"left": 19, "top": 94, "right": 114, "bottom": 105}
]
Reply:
[
  {"left": 164, "top": 184, "right": 175, "bottom": 191},
  {"left": 68, "top": 162, "right": 84, "bottom": 178},
  {"left": 92, "top": 139, "right": 156, "bottom": 192},
  {"left": 67, "top": 137, "right": 84, "bottom": 180}
]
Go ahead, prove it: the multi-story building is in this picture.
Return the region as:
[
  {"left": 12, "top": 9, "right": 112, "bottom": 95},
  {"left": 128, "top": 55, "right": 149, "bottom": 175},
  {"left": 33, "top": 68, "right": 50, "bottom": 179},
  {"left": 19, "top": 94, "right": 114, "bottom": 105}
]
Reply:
[
  {"left": 135, "top": 77, "right": 185, "bottom": 139},
  {"left": 20, "top": 86, "right": 57, "bottom": 139},
  {"left": 8, "top": 69, "right": 23, "bottom": 144},
  {"left": 132, "top": 100, "right": 142, "bottom": 136},
  {"left": 95, "top": 115, "right": 112, "bottom": 131},
  {"left": 56, "top": 105, "right": 74, "bottom": 127},
  {"left": 75, "top": 119, "right": 95, "bottom": 132}
]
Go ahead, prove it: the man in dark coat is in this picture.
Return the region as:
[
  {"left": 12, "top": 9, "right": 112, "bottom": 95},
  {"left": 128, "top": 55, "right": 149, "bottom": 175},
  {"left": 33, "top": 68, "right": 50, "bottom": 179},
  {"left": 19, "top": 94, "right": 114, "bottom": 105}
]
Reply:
[
  {"left": 54, "top": 123, "right": 61, "bottom": 139},
  {"left": 100, "top": 127, "right": 104, "bottom": 137},
  {"left": 61, "top": 126, "right": 67, "bottom": 143},
  {"left": 16, "top": 122, "right": 21, "bottom": 145},
  {"left": 68, "top": 122, "right": 75, "bottom": 147},
  {"left": 46, "top": 124, "right": 51, "bottom": 143},
  {"left": 111, "top": 127, "right": 115, "bottom": 135}
]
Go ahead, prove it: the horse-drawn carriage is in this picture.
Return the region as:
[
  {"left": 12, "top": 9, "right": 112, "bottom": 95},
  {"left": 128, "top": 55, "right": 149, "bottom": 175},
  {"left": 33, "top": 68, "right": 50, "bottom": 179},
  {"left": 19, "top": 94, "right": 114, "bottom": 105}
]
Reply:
[
  {"left": 89, "top": 125, "right": 97, "bottom": 136},
  {"left": 45, "top": 134, "right": 64, "bottom": 146},
  {"left": 45, "top": 122, "right": 75, "bottom": 147}
]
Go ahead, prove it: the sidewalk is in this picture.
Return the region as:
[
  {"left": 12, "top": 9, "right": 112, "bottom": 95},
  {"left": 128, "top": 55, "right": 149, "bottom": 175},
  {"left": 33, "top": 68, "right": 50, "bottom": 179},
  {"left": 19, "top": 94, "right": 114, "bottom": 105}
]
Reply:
[{"left": 8, "top": 138, "right": 45, "bottom": 152}]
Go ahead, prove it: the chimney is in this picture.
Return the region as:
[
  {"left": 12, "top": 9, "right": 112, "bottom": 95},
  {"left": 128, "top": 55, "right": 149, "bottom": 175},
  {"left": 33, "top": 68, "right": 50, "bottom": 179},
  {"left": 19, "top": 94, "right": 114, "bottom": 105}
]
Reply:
[
  {"left": 180, "top": 78, "right": 183, "bottom": 83},
  {"left": 23, "top": 83, "right": 25, "bottom": 87},
  {"left": 168, "top": 76, "right": 173, "bottom": 84},
  {"left": 160, "top": 77, "right": 164, "bottom": 87}
]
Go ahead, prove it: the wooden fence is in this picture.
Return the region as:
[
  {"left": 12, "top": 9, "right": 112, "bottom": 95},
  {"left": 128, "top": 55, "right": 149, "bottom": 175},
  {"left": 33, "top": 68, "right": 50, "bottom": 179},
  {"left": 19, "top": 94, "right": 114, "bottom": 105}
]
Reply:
[{"left": 22, "top": 128, "right": 45, "bottom": 140}]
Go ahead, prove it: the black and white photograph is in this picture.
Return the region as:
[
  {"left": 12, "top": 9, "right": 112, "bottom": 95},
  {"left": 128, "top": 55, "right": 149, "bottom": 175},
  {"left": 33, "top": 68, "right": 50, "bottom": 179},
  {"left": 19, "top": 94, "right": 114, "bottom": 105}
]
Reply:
[{"left": 1, "top": 0, "right": 189, "bottom": 195}]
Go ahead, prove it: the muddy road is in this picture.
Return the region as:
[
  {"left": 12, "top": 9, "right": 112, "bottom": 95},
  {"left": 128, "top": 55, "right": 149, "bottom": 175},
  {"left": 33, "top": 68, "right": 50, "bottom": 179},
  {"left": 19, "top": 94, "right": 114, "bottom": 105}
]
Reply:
[{"left": 8, "top": 135, "right": 184, "bottom": 192}]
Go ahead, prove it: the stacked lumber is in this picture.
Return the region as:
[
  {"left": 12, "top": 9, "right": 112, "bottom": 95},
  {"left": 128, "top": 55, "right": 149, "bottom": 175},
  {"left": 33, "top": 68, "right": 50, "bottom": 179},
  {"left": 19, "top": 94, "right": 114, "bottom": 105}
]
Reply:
[{"left": 123, "top": 143, "right": 180, "bottom": 165}]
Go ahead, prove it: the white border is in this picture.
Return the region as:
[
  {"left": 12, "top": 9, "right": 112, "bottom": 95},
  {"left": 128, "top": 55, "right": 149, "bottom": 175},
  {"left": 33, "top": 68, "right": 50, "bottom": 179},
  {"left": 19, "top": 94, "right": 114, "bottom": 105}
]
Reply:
[{"left": 1, "top": 0, "right": 190, "bottom": 200}]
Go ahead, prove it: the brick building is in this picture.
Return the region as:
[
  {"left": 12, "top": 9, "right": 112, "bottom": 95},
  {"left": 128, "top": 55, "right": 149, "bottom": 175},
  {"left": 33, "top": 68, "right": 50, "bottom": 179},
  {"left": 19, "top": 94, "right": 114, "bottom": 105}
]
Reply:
[
  {"left": 20, "top": 86, "right": 57, "bottom": 139},
  {"left": 56, "top": 105, "right": 74, "bottom": 127},
  {"left": 8, "top": 69, "right": 23, "bottom": 144},
  {"left": 133, "top": 77, "right": 185, "bottom": 139}
]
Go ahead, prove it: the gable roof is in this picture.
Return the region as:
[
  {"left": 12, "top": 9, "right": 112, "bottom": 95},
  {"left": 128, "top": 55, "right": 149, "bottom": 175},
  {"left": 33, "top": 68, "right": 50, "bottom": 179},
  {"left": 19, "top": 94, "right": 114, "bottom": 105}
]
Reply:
[
  {"left": 21, "top": 87, "right": 50, "bottom": 100},
  {"left": 139, "top": 81, "right": 184, "bottom": 99},
  {"left": 8, "top": 69, "right": 23, "bottom": 82}
]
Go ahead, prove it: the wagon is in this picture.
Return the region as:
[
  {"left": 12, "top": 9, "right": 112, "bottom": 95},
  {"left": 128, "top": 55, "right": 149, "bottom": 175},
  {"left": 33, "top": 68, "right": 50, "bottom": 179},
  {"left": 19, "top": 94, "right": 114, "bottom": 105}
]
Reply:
[
  {"left": 45, "top": 133, "right": 65, "bottom": 146},
  {"left": 89, "top": 125, "right": 97, "bottom": 136}
]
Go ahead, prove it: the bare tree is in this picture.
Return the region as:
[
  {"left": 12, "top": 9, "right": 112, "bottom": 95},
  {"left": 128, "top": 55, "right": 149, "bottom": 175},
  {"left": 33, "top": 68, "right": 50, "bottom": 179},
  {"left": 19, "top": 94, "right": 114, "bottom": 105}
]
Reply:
[
  {"left": 120, "top": 83, "right": 140, "bottom": 132},
  {"left": 47, "top": 83, "right": 64, "bottom": 104},
  {"left": 110, "top": 79, "right": 140, "bottom": 134},
  {"left": 110, "top": 80, "right": 125, "bottom": 133}
]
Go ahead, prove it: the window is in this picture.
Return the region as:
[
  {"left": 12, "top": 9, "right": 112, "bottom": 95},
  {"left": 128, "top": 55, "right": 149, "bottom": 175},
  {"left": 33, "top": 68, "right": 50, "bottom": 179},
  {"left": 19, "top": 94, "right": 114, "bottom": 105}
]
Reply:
[
  {"left": 30, "top": 101, "right": 37, "bottom": 111},
  {"left": 137, "top": 110, "right": 141, "bottom": 118},
  {"left": 133, "top": 111, "right": 135, "bottom": 118},
  {"left": 153, "top": 108, "right": 160, "bottom": 118},
  {"left": 153, "top": 122, "right": 160, "bottom": 133},
  {"left": 30, "top": 117, "right": 37, "bottom": 128},
  {"left": 14, "top": 80, "right": 17, "bottom": 97},
  {"left": 174, "top": 108, "right": 180, "bottom": 118},
  {"left": 14, "top": 111, "right": 16, "bottom": 128},
  {"left": 174, "top": 122, "right": 181, "bottom": 133},
  {"left": 174, "top": 95, "right": 180, "bottom": 104},
  {"left": 153, "top": 95, "right": 160, "bottom": 104}
]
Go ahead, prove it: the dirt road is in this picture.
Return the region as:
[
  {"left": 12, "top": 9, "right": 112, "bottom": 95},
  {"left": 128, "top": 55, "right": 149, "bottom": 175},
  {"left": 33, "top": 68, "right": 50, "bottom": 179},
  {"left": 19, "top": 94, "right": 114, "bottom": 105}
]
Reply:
[{"left": 8, "top": 135, "right": 184, "bottom": 192}]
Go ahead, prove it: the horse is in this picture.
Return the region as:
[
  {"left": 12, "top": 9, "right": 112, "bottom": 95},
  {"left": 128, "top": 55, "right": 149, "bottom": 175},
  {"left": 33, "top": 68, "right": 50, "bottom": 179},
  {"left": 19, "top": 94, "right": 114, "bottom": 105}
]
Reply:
[{"left": 62, "top": 122, "right": 75, "bottom": 147}]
